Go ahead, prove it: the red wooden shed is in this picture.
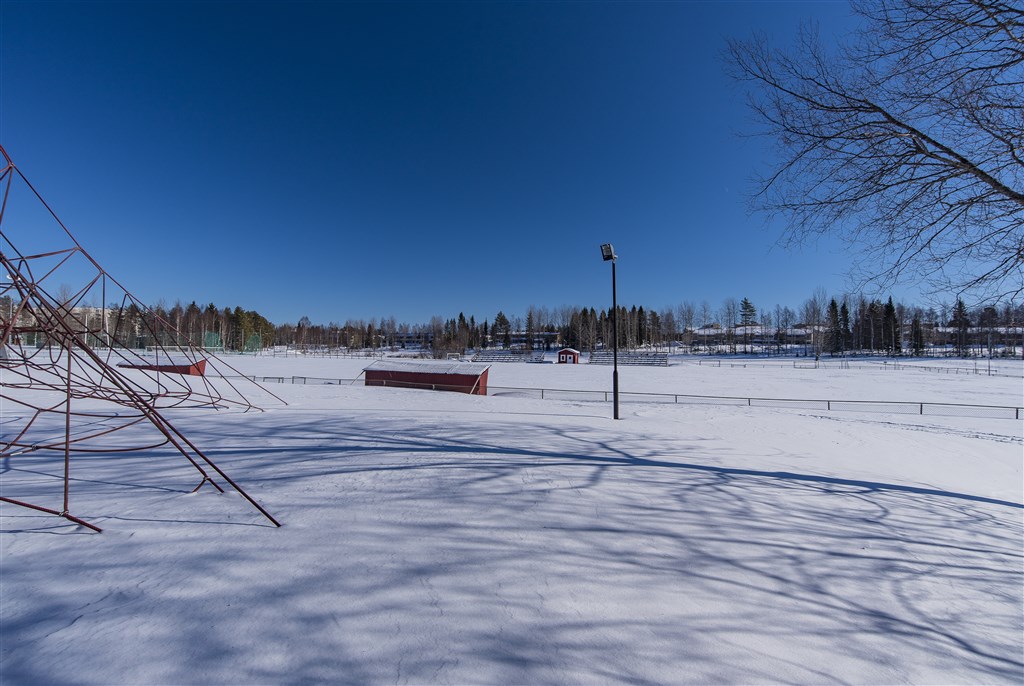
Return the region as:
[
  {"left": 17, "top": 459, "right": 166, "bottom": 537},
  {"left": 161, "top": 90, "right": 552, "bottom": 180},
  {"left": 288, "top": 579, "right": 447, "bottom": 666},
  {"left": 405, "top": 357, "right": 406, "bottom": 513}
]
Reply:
[
  {"left": 557, "top": 348, "right": 581, "bottom": 364},
  {"left": 117, "top": 359, "right": 208, "bottom": 376},
  {"left": 364, "top": 360, "right": 490, "bottom": 395}
]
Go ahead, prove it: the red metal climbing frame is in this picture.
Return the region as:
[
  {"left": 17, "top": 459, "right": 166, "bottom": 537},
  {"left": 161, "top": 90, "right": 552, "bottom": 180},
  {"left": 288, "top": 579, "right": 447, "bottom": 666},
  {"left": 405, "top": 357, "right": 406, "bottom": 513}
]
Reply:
[{"left": 0, "top": 145, "right": 284, "bottom": 531}]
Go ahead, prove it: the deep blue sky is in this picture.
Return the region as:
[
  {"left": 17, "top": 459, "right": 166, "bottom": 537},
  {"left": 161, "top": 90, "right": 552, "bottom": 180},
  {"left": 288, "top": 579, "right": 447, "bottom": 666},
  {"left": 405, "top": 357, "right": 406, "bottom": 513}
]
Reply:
[{"left": 1, "top": 0, "right": 877, "bottom": 326}]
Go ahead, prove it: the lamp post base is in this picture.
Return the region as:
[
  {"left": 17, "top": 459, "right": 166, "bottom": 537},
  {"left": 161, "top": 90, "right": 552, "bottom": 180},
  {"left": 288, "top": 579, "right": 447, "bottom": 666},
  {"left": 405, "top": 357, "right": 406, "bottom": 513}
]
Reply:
[{"left": 613, "top": 367, "right": 619, "bottom": 419}]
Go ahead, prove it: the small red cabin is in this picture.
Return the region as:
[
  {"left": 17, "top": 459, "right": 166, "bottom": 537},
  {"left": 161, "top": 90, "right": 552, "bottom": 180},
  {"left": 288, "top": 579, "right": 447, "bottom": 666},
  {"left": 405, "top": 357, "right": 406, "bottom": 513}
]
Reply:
[
  {"left": 364, "top": 360, "right": 490, "bottom": 395},
  {"left": 557, "top": 348, "right": 580, "bottom": 364}
]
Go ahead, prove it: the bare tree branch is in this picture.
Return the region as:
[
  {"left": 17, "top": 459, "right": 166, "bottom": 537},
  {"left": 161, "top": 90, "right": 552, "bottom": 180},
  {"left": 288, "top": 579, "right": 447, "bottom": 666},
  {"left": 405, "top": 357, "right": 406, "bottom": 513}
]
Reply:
[{"left": 727, "top": 0, "right": 1023, "bottom": 303}]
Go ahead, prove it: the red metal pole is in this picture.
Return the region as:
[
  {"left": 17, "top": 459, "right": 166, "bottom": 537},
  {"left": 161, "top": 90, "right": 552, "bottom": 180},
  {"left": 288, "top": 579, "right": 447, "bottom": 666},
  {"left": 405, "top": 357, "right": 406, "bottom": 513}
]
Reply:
[{"left": 63, "top": 342, "right": 72, "bottom": 514}]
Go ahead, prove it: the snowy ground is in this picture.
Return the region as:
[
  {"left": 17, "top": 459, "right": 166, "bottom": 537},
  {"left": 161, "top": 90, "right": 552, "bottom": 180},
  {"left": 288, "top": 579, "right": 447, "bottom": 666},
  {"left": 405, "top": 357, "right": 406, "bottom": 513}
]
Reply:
[{"left": 2, "top": 356, "right": 1022, "bottom": 684}]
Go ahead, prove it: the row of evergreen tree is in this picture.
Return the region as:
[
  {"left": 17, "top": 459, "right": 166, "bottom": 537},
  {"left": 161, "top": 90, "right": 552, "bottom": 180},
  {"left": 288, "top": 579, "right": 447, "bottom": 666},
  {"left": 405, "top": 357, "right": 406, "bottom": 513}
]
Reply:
[{"left": 120, "top": 294, "right": 1022, "bottom": 357}]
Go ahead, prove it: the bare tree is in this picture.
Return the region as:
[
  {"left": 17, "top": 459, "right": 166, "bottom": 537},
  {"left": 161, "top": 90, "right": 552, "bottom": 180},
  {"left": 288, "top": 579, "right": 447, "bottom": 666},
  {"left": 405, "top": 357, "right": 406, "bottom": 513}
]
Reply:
[
  {"left": 699, "top": 300, "right": 712, "bottom": 329},
  {"left": 720, "top": 298, "right": 739, "bottom": 353},
  {"left": 728, "top": 0, "right": 1024, "bottom": 302},
  {"left": 802, "top": 287, "right": 828, "bottom": 356},
  {"left": 659, "top": 307, "right": 677, "bottom": 349},
  {"left": 760, "top": 309, "right": 774, "bottom": 356},
  {"left": 775, "top": 304, "right": 796, "bottom": 354},
  {"left": 677, "top": 301, "right": 696, "bottom": 349}
]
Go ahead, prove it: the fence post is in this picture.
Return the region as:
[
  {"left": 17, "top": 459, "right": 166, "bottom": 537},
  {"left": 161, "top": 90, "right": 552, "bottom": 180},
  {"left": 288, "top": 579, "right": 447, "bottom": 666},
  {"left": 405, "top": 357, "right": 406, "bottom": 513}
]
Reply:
[
  {"left": 920, "top": 403, "right": 924, "bottom": 415},
  {"left": 541, "top": 389, "right": 544, "bottom": 400}
]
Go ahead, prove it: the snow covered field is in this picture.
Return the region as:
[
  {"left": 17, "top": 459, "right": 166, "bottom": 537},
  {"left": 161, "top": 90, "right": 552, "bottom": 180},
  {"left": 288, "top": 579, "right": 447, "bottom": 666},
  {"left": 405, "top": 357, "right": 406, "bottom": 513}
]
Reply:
[{"left": 2, "top": 356, "right": 1022, "bottom": 684}]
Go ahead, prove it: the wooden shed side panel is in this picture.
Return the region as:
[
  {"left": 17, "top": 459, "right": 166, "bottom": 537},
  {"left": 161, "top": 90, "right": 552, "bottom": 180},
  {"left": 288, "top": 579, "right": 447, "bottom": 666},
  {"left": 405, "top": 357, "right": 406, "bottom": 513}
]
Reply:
[{"left": 365, "top": 370, "right": 487, "bottom": 395}]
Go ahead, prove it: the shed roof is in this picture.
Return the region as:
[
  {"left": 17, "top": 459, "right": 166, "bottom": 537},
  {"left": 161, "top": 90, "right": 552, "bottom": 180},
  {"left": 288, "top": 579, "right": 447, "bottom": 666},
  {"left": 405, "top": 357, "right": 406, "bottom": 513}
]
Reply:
[
  {"left": 558, "top": 348, "right": 581, "bottom": 354},
  {"left": 364, "top": 360, "right": 491, "bottom": 376}
]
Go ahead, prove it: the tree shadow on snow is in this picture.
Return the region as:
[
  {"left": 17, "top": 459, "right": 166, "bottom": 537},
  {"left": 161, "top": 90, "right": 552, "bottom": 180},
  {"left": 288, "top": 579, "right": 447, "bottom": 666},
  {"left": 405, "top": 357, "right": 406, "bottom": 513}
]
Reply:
[
  {"left": 177, "top": 410, "right": 1023, "bottom": 682},
  {"left": 3, "top": 408, "right": 1022, "bottom": 684}
]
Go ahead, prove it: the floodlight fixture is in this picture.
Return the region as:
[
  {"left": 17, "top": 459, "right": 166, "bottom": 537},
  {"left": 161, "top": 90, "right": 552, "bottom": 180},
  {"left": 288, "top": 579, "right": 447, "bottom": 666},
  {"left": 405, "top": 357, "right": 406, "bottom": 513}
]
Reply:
[{"left": 599, "top": 243, "right": 620, "bottom": 419}]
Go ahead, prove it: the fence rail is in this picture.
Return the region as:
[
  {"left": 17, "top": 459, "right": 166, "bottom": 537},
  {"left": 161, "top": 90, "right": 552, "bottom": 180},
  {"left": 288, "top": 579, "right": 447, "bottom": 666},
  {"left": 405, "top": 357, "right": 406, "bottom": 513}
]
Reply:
[
  {"left": 226, "top": 375, "right": 1023, "bottom": 421},
  {"left": 694, "top": 357, "right": 1019, "bottom": 377}
]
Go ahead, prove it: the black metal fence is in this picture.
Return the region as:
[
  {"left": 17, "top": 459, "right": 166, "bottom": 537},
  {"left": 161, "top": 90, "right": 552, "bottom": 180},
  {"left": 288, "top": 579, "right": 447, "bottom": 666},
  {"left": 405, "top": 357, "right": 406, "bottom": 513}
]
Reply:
[
  {"left": 694, "top": 357, "right": 1020, "bottom": 377},
  {"left": 229, "top": 375, "right": 1023, "bottom": 421}
]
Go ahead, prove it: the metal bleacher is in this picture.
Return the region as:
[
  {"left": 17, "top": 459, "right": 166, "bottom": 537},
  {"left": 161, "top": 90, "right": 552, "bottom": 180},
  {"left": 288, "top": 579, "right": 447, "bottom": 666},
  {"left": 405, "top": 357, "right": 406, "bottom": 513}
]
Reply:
[
  {"left": 588, "top": 351, "right": 668, "bottom": 366},
  {"left": 472, "top": 350, "right": 546, "bottom": 363}
]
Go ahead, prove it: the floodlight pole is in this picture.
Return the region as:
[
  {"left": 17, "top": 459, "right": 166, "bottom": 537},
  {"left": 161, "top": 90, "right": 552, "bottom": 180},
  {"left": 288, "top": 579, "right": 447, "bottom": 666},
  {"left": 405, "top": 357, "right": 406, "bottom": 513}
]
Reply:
[
  {"left": 611, "top": 257, "right": 619, "bottom": 419},
  {"left": 600, "top": 243, "right": 620, "bottom": 419}
]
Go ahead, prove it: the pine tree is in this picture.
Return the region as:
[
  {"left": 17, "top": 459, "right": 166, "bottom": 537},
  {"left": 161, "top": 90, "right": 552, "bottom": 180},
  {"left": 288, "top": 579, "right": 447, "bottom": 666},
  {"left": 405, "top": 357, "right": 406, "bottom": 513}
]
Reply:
[
  {"left": 456, "top": 312, "right": 469, "bottom": 351},
  {"left": 566, "top": 310, "right": 580, "bottom": 350},
  {"left": 738, "top": 298, "right": 756, "bottom": 354},
  {"left": 637, "top": 306, "right": 647, "bottom": 347},
  {"left": 740, "top": 298, "right": 757, "bottom": 326},
  {"left": 578, "top": 308, "right": 590, "bottom": 351},
  {"left": 884, "top": 297, "right": 902, "bottom": 354},
  {"left": 910, "top": 315, "right": 925, "bottom": 356},
  {"left": 621, "top": 306, "right": 630, "bottom": 350},
  {"left": 951, "top": 298, "right": 970, "bottom": 357},
  {"left": 493, "top": 311, "right": 511, "bottom": 349},
  {"left": 867, "top": 300, "right": 883, "bottom": 351},
  {"left": 839, "top": 301, "right": 851, "bottom": 353},
  {"left": 826, "top": 299, "right": 842, "bottom": 355}
]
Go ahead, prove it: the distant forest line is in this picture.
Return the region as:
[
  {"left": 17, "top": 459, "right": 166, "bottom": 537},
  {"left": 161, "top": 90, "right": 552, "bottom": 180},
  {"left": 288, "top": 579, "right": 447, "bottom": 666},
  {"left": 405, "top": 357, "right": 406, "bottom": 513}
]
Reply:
[{"left": 74, "top": 292, "right": 1024, "bottom": 359}]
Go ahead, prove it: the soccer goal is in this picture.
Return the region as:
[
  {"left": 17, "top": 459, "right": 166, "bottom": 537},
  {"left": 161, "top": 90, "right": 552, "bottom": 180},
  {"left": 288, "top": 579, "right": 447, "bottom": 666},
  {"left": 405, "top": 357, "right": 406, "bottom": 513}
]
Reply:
[{"left": 203, "top": 330, "right": 224, "bottom": 352}]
